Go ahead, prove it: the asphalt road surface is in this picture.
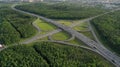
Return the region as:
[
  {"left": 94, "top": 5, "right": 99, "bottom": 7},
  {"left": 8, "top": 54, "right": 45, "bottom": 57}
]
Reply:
[{"left": 12, "top": 5, "right": 120, "bottom": 67}]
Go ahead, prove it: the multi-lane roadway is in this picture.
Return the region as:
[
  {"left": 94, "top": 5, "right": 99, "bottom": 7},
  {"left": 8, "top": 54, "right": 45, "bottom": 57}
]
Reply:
[
  {"left": 11, "top": 5, "right": 120, "bottom": 67},
  {"left": 0, "top": 4, "right": 118, "bottom": 67}
]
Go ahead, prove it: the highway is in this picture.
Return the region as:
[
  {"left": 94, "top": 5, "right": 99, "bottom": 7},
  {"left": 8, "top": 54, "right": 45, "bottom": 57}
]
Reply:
[{"left": 12, "top": 5, "right": 120, "bottom": 67}]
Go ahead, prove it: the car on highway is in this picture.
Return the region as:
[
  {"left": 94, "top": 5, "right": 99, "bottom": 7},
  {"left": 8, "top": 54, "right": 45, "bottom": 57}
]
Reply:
[{"left": 0, "top": 44, "right": 4, "bottom": 48}]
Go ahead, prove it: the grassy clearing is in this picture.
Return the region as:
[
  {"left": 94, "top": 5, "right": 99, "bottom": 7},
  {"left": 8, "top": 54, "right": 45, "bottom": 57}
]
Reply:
[
  {"left": 39, "top": 37, "right": 48, "bottom": 41},
  {"left": 68, "top": 38, "right": 86, "bottom": 46},
  {"left": 73, "top": 22, "right": 88, "bottom": 31},
  {"left": 51, "top": 31, "right": 71, "bottom": 41},
  {"left": 73, "top": 22, "right": 95, "bottom": 40},
  {"left": 57, "top": 20, "right": 72, "bottom": 26},
  {"left": 34, "top": 18, "right": 57, "bottom": 32},
  {"left": 81, "top": 32, "right": 95, "bottom": 40},
  {"left": 74, "top": 26, "right": 88, "bottom": 31}
]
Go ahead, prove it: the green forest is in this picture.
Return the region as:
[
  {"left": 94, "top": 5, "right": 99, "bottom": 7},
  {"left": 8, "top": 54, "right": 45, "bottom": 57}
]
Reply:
[
  {"left": 15, "top": 2, "right": 107, "bottom": 19},
  {"left": 0, "top": 45, "right": 49, "bottom": 67},
  {"left": 0, "top": 2, "right": 118, "bottom": 67},
  {"left": 91, "top": 10, "right": 120, "bottom": 55},
  {"left": 0, "top": 42, "right": 113, "bottom": 67},
  {"left": 0, "top": 6, "right": 37, "bottom": 45}
]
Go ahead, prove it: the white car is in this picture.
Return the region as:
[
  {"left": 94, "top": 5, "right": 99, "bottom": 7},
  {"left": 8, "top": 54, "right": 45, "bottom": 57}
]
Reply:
[{"left": 0, "top": 44, "right": 3, "bottom": 48}]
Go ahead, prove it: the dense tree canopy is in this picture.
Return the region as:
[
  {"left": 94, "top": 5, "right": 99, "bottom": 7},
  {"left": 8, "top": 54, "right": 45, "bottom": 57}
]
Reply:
[
  {"left": 0, "top": 21, "right": 20, "bottom": 44},
  {"left": 91, "top": 10, "right": 120, "bottom": 54},
  {"left": 0, "top": 45, "right": 49, "bottom": 67},
  {"left": 0, "top": 6, "right": 37, "bottom": 45},
  {"left": 33, "top": 42, "right": 112, "bottom": 67},
  {"left": 15, "top": 2, "right": 107, "bottom": 19},
  {"left": 0, "top": 42, "right": 113, "bottom": 67}
]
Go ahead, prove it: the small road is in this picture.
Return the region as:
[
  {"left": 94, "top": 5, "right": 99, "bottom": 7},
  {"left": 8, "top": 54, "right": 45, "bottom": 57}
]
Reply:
[
  {"left": 12, "top": 5, "right": 120, "bottom": 67},
  {"left": 32, "top": 21, "right": 41, "bottom": 32},
  {"left": 88, "top": 21, "right": 106, "bottom": 46},
  {"left": 45, "top": 40, "right": 97, "bottom": 52},
  {"left": 21, "top": 29, "right": 61, "bottom": 44}
]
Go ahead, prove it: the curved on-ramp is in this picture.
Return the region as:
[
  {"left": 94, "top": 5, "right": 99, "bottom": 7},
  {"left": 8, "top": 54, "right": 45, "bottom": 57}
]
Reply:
[{"left": 6, "top": 4, "right": 120, "bottom": 67}]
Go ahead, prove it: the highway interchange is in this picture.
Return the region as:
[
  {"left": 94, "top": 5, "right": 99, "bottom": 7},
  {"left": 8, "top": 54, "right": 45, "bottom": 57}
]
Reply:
[{"left": 0, "top": 4, "right": 120, "bottom": 67}]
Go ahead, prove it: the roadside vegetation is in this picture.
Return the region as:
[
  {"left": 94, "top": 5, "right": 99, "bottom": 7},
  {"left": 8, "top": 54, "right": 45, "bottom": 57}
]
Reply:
[
  {"left": 57, "top": 20, "right": 72, "bottom": 26},
  {"left": 34, "top": 18, "right": 57, "bottom": 34},
  {"left": 91, "top": 10, "right": 120, "bottom": 55},
  {"left": 15, "top": 2, "right": 107, "bottom": 19},
  {"left": 0, "top": 42, "right": 113, "bottom": 67},
  {"left": 73, "top": 22, "right": 95, "bottom": 40},
  {"left": 34, "top": 42, "right": 113, "bottom": 67},
  {"left": 68, "top": 38, "right": 86, "bottom": 46},
  {"left": 73, "top": 22, "right": 88, "bottom": 31},
  {"left": 51, "top": 31, "right": 70, "bottom": 41},
  {"left": 81, "top": 32, "right": 95, "bottom": 40},
  {"left": 0, "top": 2, "right": 116, "bottom": 67},
  {"left": 0, "top": 5, "right": 36, "bottom": 45}
]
